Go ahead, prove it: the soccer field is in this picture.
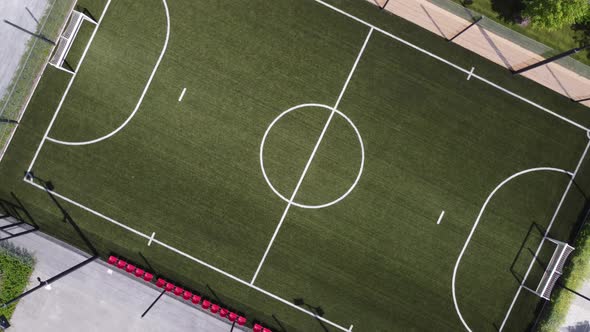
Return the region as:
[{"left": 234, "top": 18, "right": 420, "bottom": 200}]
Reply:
[{"left": 3, "top": 0, "right": 590, "bottom": 330}]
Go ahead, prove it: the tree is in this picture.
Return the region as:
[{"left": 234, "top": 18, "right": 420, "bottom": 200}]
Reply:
[{"left": 523, "top": 0, "right": 590, "bottom": 31}]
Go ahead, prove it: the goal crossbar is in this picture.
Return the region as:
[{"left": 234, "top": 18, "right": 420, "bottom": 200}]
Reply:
[
  {"left": 49, "top": 9, "right": 96, "bottom": 73},
  {"left": 534, "top": 238, "right": 574, "bottom": 300}
]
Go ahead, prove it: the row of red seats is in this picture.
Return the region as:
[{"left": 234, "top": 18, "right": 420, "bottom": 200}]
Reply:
[
  {"left": 154, "top": 277, "right": 250, "bottom": 326},
  {"left": 108, "top": 256, "right": 273, "bottom": 331}
]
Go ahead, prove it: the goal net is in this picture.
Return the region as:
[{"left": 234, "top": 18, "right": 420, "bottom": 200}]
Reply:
[
  {"left": 49, "top": 10, "right": 96, "bottom": 73},
  {"left": 534, "top": 238, "right": 574, "bottom": 300}
]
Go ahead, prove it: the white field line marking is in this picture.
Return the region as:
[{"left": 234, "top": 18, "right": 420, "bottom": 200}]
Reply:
[
  {"left": 467, "top": 67, "right": 475, "bottom": 80},
  {"left": 348, "top": 325, "right": 354, "bottom": 331},
  {"left": 249, "top": 27, "right": 373, "bottom": 286},
  {"left": 48, "top": 62, "right": 75, "bottom": 75},
  {"left": 178, "top": 88, "right": 186, "bottom": 102},
  {"left": 498, "top": 140, "right": 590, "bottom": 331},
  {"left": 436, "top": 210, "right": 445, "bottom": 225},
  {"left": 45, "top": 0, "right": 171, "bottom": 146},
  {"left": 311, "top": 0, "right": 589, "bottom": 132},
  {"left": 25, "top": 0, "right": 113, "bottom": 173},
  {"left": 148, "top": 232, "right": 156, "bottom": 246},
  {"left": 23, "top": 179, "right": 351, "bottom": 332},
  {"left": 451, "top": 167, "right": 573, "bottom": 332}
]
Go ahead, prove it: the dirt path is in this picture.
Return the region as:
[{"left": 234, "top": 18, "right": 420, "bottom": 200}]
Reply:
[{"left": 370, "top": 0, "right": 590, "bottom": 108}]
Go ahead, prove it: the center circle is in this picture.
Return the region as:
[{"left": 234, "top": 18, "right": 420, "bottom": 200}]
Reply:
[{"left": 260, "top": 103, "right": 364, "bottom": 209}]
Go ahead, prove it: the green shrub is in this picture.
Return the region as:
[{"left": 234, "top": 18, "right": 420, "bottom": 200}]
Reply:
[{"left": 0, "top": 242, "right": 35, "bottom": 319}]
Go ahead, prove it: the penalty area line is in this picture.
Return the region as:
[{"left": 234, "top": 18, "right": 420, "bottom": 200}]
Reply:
[{"left": 25, "top": 0, "right": 113, "bottom": 174}]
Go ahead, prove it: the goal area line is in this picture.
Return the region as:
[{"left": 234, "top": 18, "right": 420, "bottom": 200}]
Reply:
[
  {"left": 23, "top": 178, "right": 354, "bottom": 332},
  {"left": 498, "top": 139, "right": 590, "bottom": 331}
]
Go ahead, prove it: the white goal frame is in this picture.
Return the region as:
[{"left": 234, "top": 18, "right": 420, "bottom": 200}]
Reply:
[
  {"left": 48, "top": 9, "right": 96, "bottom": 74},
  {"left": 527, "top": 238, "right": 575, "bottom": 300}
]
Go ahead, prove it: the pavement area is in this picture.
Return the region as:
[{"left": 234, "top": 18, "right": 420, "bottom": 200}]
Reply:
[
  {"left": 0, "top": 217, "right": 243, "bottom": 332},
  {"left": 560, "top": 281, "right": 590, "bottom": 332},
  {"left": 370, "top": 0, "right": 590, "bottom": 108},
  {"left": 0, "top": 0, "right": 49, "bottom": 102}
]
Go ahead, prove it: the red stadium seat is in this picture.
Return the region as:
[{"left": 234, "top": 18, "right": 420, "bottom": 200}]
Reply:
[
  {"left": 253, "top": 324, "right": 263, "bottom": 332},
  {"left": 125, "top": 264, "right": 135, "bottom": 273},
  {"left": 134, "top": 268, "right": 144, "bottom": 277},
  {"left": 219, "top": 308, "right": 228, "bottom": 318},
  {"left": 116, "top": 260, "right": 126, "bottom": 269},
  {"left": 228, "top": 312, "right": 238, "bottom": 322},
  {"left": 191, "top": 295, "right": 201, "bottom": 304},
  {"left": 107, "top": 256, "right": 117, "bottom": 265},
  {"left": 173, "top": 287, "right": 183, "bottom": 296},
  {"left": 263, "top": 328, "right": 272, "bottom": 332},
  {"left": 165, "top": 283, "right": 174, "bottom": 292},
  {"left": 237, "top": 316, "right": 246, "bottom": 326},
  {"left": 182, "top": 291, "right": 192, "bottom": 300},
  {"left": 201, "top": 300, "right": 211, "bottom": 309},
  {"left": 210, "top": 304, "right": 220, "bottom": 314},
  {"left": 155, "top": 278, "right": 166, "bottom": 288},
  {"left": 143, "top": 273, "right": 154, "bottom": 282}
]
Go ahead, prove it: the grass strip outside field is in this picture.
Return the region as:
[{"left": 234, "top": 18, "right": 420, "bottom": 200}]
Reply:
[
  {"left": 0, "top": 242, "right": 35, "bottom": 319},
  {"left": 2, "top": 0, "right": 590, "bottom": 331}
]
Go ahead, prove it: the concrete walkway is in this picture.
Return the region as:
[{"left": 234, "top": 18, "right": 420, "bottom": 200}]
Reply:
[
  {"left": 0, "top": 0, "right": 49, "bottom": 100},
  {"left": 0, "top": 218, "right": 243, "bottom": 332},
  {"left": 560, "top": 281, "right": 590, "bottom": 332},
  {"left": 370, "top": 0, "right": 590, "bottom": 108}
]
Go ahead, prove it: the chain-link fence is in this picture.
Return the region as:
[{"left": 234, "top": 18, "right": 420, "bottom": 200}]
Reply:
[
  {"left": 0, "top": 0, "right": 76, "bottom": 160},
  {"left": 426, "top": 0, "right": 590, "bottom": 80}
]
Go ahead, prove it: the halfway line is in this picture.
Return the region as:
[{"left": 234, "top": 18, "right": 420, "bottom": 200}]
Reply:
[{"left": 249, "top": 27, "right": 374, "bottom": 285}]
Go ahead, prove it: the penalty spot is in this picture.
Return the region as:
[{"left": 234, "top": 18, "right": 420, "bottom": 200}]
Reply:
[
  {"left": 436, "top": 210, "right": 445, "bottom": 225},
  {"left": 178, "top": 88, "right": 187, "bottom": 102}
]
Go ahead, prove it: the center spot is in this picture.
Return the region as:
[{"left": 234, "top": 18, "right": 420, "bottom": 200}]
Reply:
[{"left": 260, "top": 103, "right": 364, "bottom": 209}]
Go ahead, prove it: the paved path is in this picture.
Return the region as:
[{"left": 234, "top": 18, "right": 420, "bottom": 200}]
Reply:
[
  {"left": 560, "top": 281, "right": 590, "bottom": 332},
  {"left": 0, "top": 218, "right": 242, "bottom": 332},
  {"left": 0, "top": 0, "right": 49, "bottom": 101},
  {"left": 370, "top": 0, "right": 590, "bottom": 108}
]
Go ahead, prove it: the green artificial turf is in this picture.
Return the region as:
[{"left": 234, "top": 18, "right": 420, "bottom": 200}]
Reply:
[{"left": 2, "top": 0, "right": 590, "bottom": 331}]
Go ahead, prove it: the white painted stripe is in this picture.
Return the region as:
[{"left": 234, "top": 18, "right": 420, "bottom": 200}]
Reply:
[
  {"left": 250, "top": 27, "right": 373, "bottom": 286},
  {"left": 499, "top": 140, "right": 590, "bottom": 331},
  {"left": 178, "top": 88, "right": 186, "bottom": 102},
  {"left": 23, "top": 179, "right": 352, "bottom": 332},
  {"left": 25, "top": 0, "right": 113, "bottom": 173},
  {"left": 311, "top": 0, "right": 589, "bottom": 132},
  {"left": 436, "top": 210, "right": 445, "bottom": 225},
  {"left": 148, "top": 232, "right": 156, "bottom": 246},
  {"left": 45, "top": 0, "right": 171, "bottom": 146},
  {"left": 467, "top": 67, "right": 475, "bottom": 80}
]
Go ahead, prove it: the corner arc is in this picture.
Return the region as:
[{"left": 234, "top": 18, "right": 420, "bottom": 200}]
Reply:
[
  {"left": 452, "top": 167, "right": 572, "bottom": 331},
  {"left": 46, "top": 0, "right": 171, "bottom": 146}
]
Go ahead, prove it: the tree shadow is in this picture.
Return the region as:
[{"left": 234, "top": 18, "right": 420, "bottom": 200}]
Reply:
[
  {"left": 573, "top": 23, "right": 590, "bottom": 61},
  {"left": 490, "top": 0, "right": 525, "bottom": 23}
]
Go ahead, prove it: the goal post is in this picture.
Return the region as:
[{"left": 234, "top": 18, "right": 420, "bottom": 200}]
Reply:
[
  {"left": 48, "top": 9, "right": 96, "bottom": 74},
  {"left": 530, "top": 238, "right": 574, "bottom": 300}
]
